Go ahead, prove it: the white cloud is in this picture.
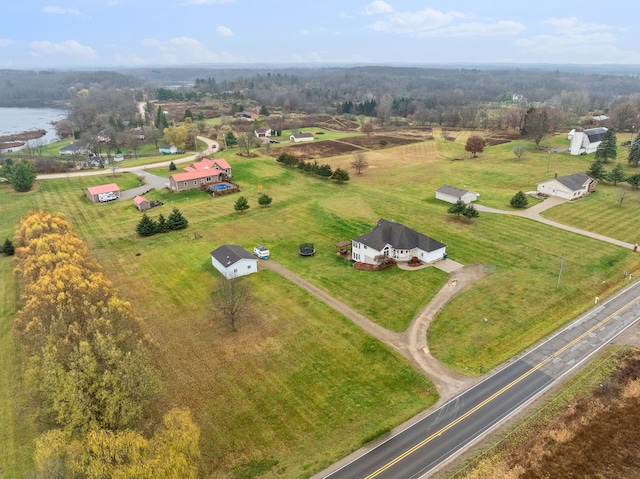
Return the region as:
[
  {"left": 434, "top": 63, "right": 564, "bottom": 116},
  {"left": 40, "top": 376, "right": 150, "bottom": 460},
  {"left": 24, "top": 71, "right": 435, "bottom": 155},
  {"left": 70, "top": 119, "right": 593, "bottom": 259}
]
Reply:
[
  {"left": 370, "top": 7, "right": 466, "bottom": 34},
  {"left": 0, "top": 38, "right": 13, "bottom": 47},
  {"left": 42, "top": 5, "right": 81, "bottom": 15},
  {"left": 140, "top": 36, "right": 248, "bottom": 63},
  {"left": 107, "top": 0, "right": 119, "bottom": 6},
  {"left": 515, "top": 16, "right": 639, "bottom": 63},
  {"left": 28, "top": 40, "right": 97, "bottom": 59},
  {"left": 300, "top": 30, "right": 313, "bottom": 36},
  {"left": 544, "top": 17, "right": 611, "bottom": 35},
  {"left": 421, "top": 20, "right": 526, "bottom": 38},
  {"left": 364, "top": 1, "right": 393, "bottom": 15},
  {"left": 216, "top": 26, "right": 233, "bottom": 37}
]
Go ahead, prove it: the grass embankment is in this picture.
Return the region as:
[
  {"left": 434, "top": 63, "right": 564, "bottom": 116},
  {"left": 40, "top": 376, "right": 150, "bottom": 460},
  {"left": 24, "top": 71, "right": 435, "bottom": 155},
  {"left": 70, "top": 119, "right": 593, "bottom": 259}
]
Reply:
[
  {"left": 2, "top": 129, "right": 640, "bottom": 477},
  {"left": 449, "top": 346, "right": 640, "bottom": 479}
]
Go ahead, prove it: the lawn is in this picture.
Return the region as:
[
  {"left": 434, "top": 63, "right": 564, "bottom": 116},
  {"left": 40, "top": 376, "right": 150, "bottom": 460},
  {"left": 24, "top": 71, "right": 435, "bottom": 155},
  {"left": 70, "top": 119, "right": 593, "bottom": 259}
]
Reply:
[{"left": 2, "top": 127, "right": 640, "bottom": 477}]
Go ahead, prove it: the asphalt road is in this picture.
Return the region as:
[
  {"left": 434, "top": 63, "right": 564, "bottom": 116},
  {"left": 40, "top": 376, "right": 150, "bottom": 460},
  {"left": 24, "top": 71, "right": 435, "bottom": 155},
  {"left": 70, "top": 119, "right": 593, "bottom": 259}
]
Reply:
[{"left": 322, "top": 280, "right": 640, "bottom": 479}]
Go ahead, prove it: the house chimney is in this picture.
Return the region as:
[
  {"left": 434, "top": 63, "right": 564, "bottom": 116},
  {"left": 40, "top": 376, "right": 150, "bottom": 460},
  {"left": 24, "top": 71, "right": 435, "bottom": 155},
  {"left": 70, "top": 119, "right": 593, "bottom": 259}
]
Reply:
[{"left": 554, "top": 172, "right": 558, "bottom": 179}]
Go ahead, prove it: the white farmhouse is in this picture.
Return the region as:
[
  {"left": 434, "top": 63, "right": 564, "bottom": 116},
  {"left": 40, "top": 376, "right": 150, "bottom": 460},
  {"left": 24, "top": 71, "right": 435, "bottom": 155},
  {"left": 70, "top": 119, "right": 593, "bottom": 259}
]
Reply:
[
  {"left": 351, "top": 219, "right": 446, "bottom": 266},
  {"left": 435, "top": 185, "right": 479, "bottom": 204},
  {"left": 537, "top": 172, "right": 597, "bottom": 200},
  {"left": 210, "top": 245, "right": 258, "bottom": 279},
  {"left": 569, "top": 127, "right": 607, "bottom": 155}
]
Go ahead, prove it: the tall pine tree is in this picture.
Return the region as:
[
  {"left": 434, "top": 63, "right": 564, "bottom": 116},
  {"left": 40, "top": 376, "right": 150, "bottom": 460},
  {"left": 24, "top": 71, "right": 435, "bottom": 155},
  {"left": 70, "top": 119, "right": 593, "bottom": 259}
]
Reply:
[
  {"left": 167, "top": 208, "right": 188, "bottom": 230},
  {"left": 595, "top": 128, "right": 617, "bottom": 163}
]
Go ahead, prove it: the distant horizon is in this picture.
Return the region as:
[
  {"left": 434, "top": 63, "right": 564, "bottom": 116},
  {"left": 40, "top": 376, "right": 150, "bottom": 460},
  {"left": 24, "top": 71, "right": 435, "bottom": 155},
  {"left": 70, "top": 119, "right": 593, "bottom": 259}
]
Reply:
[
  {"left": 3, "top": 61, "right": 639, "bottom": 75},
  {"left": 2, "top": 1, "right": 640, "bottom": 69}
]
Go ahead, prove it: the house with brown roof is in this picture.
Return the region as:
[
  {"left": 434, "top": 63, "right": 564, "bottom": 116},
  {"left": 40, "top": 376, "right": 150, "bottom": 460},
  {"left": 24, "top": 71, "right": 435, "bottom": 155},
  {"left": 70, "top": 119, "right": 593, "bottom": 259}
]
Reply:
[
  {"left": 254, "top": 127, "right": 272, "bottom": 138},
  {"left": 86, "top": 183, "right": 120, "bottom": 203},
  {"left": 351, "top": 219, "right": 446, "bottom": 266}
]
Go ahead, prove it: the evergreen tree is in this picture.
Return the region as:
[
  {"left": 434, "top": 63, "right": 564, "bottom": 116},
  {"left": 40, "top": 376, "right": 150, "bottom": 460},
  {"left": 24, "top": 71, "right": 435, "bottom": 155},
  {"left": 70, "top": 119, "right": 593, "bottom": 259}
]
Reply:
[
  {"left": 462, "top": 204, "right": 479, "bottom": 221},
  {"left": 317, "top": 163, "right": 333, "bottom": 178},
  {"left": 257, "top": 193, "right": 272, "bottom": 207},
  {"left": 627, "top": 173, "right": 640, "bottom": 189},
  {"left": 234, "top": 196, "right": 250, "bottom": 213},
  {"left": 155, "top": 106, "right": 168, "bottom": 131},
  {"left": 1, "top": 238, "right": 14, "bottom": 255},
  {"left": 447, "top": 200, "right": 467, "bottom": 218},
  {"left": 225, "top": 131, "right": 237, "bottom": 147},
  {"left": 595, "top": 128, "right": 617, "bottom": 163},
  {"left": 169, "top": 161, "right": 177, "bottom": 171},
  {"left": 586, "top": 159, "right": 607, "bottom": 181},
  {"left": 136, "top": 214, "right": 157, "bottom": 237},
  {"left": 184, "top": 109, "right": 193, "bottom": 120},
  {"left": 156, "top": 213, "right": 169, "bottom": 233},
  {"left": 331, "top": 168, "right": 350, "bottom": 183},
  {"left": 510, "top": 190, "right": 529, "bottom": 208},
  {"left": 606, "top": 162, "right": 627, "bottom": 185},
  {"left": 259, "top": 105, "right": 270, "bottom": 116},
  {"left": 628, "top": 133, "right": 640, "bottom": 167},
  {"left": 167, "top": 208, "right": 189, "bottom": 230},
  {"left": 7, "top": 160, "right": 37, "bottom": 192},
  {"left": 1, "top": 157, "right": 14, "bottom": 177}
]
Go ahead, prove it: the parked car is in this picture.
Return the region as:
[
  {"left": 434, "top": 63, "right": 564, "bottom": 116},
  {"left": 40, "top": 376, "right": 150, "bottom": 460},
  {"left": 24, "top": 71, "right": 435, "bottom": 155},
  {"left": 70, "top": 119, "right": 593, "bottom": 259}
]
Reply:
[
  {"left": 269, "top": 140, "right": 279, "bottom": 144},
  {"left": 98, "top": 192, "right": 118, "bottom": 202},
  {"left": 253, "top": 245, "right": 270, "bottom": 259}
]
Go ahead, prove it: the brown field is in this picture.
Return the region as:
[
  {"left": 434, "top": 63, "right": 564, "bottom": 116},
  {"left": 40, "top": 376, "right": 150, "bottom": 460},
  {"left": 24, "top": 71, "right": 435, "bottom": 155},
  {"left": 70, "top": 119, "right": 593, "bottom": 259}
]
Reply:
[
  {"left": 452, "top": 348, "right": 640, "bottom": 479},
  {"left": 268, "top": 135, "right": 424, "bottom": 160}
]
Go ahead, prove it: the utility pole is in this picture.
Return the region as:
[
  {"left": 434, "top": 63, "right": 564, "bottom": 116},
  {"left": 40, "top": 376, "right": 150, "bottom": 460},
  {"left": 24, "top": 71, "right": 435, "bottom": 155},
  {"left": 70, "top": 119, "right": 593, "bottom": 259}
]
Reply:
[{"left": 556, "top": 252, "right": 565, "bottom": 290}]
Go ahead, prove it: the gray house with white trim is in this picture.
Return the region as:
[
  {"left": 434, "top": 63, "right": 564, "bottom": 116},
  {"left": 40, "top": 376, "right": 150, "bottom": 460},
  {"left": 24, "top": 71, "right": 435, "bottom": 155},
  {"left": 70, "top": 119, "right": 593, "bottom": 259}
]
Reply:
[{"left": 351, "top": 219, "right": 446, "bottom": 265}]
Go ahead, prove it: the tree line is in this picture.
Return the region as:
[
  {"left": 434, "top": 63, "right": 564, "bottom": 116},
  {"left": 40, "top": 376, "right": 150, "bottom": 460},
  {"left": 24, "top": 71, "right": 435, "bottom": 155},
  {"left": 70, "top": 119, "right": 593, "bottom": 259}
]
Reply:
[{"left": 11, "top": 210, "right": 200, "bottom": 478}]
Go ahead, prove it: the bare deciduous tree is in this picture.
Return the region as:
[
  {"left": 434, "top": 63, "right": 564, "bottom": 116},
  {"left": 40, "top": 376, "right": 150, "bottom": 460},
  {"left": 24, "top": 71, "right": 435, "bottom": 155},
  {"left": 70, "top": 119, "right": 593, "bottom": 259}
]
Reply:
[
  {"left": 351, "top": 150, "right": 369, "bottom": 174},
  {"left": 212, "top": 276, "right": 251, "bottom": 331},
  {"left": 361, "top": 122, "right": 373, "bottom": 136},
  {"left": 513, "top": 144, "right": 526, "bottom": 159}
]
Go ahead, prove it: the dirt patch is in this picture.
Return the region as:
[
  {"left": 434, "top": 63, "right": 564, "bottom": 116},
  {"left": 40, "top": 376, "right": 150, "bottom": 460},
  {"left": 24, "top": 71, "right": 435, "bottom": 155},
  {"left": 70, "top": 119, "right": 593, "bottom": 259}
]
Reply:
[
  {"left": 267, "top": 135, "right": 423, "bottom": 160},
  {"left": 338, "top": 135, "right": 424, "bottom": 149}
]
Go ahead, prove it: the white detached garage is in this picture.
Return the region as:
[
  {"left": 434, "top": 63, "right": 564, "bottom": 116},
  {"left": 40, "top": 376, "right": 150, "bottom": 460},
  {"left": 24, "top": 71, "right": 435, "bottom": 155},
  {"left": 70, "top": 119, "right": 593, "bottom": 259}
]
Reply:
[{"left": 210, "top": 245, "right": 258, "bottom": 279}]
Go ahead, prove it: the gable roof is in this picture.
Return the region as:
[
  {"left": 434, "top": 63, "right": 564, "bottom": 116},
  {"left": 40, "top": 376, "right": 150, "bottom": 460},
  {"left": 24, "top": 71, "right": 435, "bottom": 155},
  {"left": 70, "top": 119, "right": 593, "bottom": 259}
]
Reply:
[
  {"left": 210, "top": 245, "right": 255, "bottom": 267},
  {"left": 212, "top": 158, "right": 231, "bottom": 170},
  {"left": 255, "top": 127, "right": 270, "bottom": 133},
  {"left": 170, "top": 169, "right": 221, "bottom": 182},
  {"left": 353, "top": 219, "right": 446, "bottom": 252},
  {"left": 291, "top": 133, "right": 314, "bottom": 139},
  {"left": 59, "top": 142, "right": 88, "bottom": 154},
  {"left": 555, "top": 172, "right": 593, "bottom": 191},
  {"left": 133, "top": 195, "right": 148, "bottom": 206},
  {"left": 87, "top": 183, "right": 120, "bottom": 195},
  {"left": 184, "top": 158, "right": 216, "bottom": 172},
  {"left": 436, "top": 185, "right": 470, "bottom": 197},
  {"left": 584, "top": 127, "right": 607, "bottom": 143}
]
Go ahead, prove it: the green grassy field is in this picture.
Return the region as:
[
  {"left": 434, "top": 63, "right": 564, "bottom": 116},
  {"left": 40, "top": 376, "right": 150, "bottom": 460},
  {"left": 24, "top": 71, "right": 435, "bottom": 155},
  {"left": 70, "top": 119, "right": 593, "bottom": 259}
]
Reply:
[{"left": 2, "top": 128, "right": 640, "bottom": 478}]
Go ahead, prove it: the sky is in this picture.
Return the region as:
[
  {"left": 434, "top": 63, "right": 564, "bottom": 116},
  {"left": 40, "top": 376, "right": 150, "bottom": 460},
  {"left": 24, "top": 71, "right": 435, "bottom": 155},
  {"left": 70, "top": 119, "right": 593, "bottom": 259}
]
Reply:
[{"left": 1, "top": 0, "right": 639, "bottom": 69}]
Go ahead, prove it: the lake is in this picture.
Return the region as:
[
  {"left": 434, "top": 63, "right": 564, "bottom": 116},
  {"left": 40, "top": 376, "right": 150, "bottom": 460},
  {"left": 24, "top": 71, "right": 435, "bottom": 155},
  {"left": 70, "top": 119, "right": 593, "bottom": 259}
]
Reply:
[{"left": 0, "top": 106, "right": 68, "bottom": 152}]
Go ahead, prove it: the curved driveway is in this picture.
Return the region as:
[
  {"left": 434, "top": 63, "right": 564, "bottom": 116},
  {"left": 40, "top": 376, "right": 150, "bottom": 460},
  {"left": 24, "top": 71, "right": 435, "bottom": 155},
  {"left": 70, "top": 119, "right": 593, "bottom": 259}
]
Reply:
[{"left": 475, "top": 195, "right": 635, "bottom": 249}]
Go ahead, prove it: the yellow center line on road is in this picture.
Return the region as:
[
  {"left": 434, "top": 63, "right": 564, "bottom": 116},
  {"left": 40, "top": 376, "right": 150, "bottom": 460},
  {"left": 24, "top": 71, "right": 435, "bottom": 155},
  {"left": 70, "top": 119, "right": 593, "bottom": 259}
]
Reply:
[{"left": 364, "top": 298, "right": 637, "bottom": 479}]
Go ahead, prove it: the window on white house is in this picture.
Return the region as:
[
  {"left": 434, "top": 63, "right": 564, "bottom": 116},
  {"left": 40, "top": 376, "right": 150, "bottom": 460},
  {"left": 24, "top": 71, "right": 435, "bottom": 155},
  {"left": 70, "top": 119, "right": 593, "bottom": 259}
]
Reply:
[{"left": 194, "top": 180, "right": 198, "bottom": 185}]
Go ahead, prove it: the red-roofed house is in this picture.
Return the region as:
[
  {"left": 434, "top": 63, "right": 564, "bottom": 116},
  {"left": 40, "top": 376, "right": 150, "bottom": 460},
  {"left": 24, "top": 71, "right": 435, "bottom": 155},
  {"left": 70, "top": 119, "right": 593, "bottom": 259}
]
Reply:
[
  {"left": 183, "top": 158, "right": 232, "bottom": 178},
  {"left": 133, "top": 195, "right": 151, "bottom": 212},
  {"left": 86, "top": 183, "right": 120, "bottom": 203},
  {"left": 169, "top": 169, "right": 223, "bottom": 192}
]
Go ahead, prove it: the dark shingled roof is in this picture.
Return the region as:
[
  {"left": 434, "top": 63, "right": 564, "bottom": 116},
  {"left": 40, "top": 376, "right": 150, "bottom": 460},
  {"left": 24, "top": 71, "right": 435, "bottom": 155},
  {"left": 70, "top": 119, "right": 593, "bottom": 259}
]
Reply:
[
  {"left": 584, "top": 127, "right": 607, "bottom": 143},
  {"left": 353, "top": 219, "right": 446, "bottom": 252},
  {"left": 210, "top": 245, "right": 254, "bottom": 267},
  {"left": 555, "top": 172, "right": 592, "bottom": 191},
  {"left": 436, "top": 185, "right": 470, "bottom": 198}
]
